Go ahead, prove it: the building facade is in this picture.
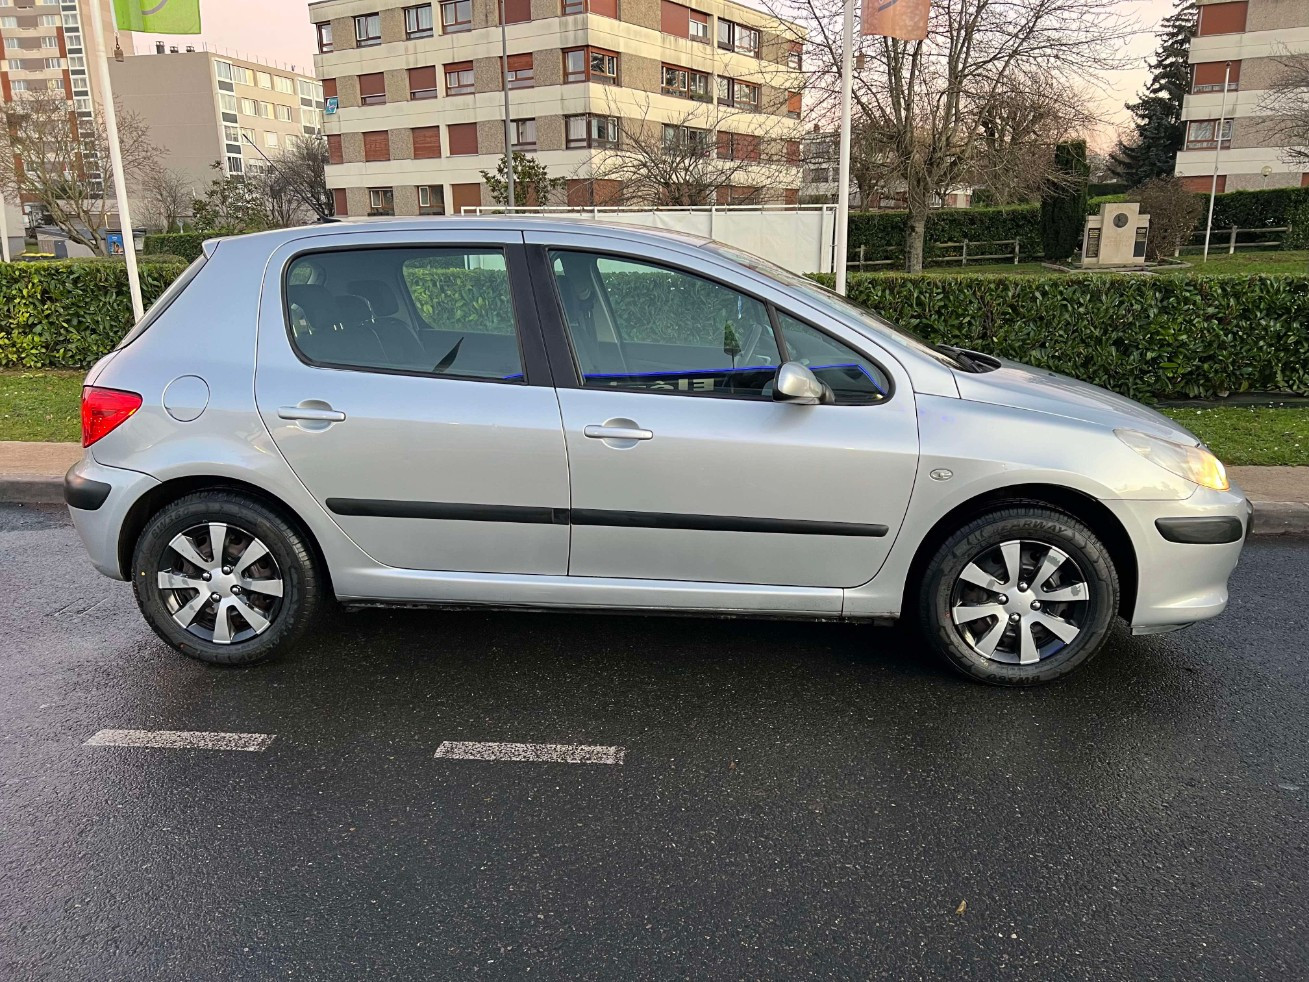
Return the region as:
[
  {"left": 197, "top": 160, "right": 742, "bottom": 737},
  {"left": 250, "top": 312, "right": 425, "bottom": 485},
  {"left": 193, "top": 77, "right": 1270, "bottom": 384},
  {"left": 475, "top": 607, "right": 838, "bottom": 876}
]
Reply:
[
  {"left": 1176, "top": 0, "right": 1309, "bottom": 192},
  {"left": 110, "top": 46, "right": 325, "bottom": 192},
  {"left": 308, "top": 0, "right": 805, "bottom": 217}
]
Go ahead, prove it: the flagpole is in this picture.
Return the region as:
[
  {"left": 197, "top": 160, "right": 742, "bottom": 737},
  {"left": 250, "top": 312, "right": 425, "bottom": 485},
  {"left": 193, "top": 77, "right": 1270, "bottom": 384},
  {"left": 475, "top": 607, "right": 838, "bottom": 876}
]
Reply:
[
  {"left": 834, "top": 0, "right": 855, "bottom": 295},
  {"left": 88, "top": 0, "right": 144, "bottom": 322}
]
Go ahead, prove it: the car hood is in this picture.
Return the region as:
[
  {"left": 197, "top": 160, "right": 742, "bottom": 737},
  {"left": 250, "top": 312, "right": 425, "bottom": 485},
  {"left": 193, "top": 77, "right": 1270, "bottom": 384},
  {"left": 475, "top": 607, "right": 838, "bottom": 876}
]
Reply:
[{"left": 953, "top": 358, "right": 1200, "bottom": 445}]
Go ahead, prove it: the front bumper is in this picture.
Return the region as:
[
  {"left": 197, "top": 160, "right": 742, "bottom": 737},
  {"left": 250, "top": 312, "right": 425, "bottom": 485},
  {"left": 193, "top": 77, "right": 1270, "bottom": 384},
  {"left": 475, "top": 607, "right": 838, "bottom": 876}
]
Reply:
[
  {"left": 65, "top": 455, "right": 160, "bottom": 580},
  {"left": 1103, "top": 485, "right": 1250, "bottom": 635}
]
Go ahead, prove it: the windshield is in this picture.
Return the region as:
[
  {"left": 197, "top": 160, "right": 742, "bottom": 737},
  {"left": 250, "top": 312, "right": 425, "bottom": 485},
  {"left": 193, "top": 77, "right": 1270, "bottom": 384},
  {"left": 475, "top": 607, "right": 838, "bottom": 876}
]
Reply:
[{"left": 703, "top": 241, "right": 964, "bottom": 370}]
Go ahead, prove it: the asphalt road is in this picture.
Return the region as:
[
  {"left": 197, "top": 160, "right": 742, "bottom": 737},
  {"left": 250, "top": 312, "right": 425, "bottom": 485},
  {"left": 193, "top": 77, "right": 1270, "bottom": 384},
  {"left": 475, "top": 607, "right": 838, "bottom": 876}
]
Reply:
[{"left": 1, "top": 503, "right": 1306, "bottom": 981}]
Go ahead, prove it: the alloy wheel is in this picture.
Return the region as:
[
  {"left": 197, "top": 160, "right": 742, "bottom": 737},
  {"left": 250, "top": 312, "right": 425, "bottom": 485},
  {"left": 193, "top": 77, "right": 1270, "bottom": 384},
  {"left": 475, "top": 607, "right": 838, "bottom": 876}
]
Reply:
[
  {"left": 156, "top": 522, "right": 284, "bottom": 645},
  {"left": 949, "top": 539, "right": 1090, "bottom": 665}
]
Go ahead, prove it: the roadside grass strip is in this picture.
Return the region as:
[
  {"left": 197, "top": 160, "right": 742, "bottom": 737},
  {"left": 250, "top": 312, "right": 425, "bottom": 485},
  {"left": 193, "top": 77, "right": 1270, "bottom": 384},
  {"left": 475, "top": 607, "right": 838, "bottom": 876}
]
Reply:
[
  {"left": 434, "top": 741, "right": 625, "bottom": 765},
  {"left": 83, "top": 729, "right": 276, "bottom": 752}
]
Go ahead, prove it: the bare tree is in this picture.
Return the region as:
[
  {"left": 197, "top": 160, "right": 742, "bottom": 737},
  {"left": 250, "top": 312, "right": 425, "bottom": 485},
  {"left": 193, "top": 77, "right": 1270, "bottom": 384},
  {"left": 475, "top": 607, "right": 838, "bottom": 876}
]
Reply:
[
  {"left": 583, "top": 86, "right": 803, "bottom": 207},
  {"left": 270, "top": 135, "right": 334, "bottom": 220},
  {"left": 766, "top": 0, "right": 1131, "bottom": 271},
  {"left": 1259, "top": 50, "right": 1309, "bottom": 170},
  {"left": 139, "top": 166, "right": 193, "bottom": 232},
  {"left": 0, "top": 90, "right": 161, "bottom": 255}
]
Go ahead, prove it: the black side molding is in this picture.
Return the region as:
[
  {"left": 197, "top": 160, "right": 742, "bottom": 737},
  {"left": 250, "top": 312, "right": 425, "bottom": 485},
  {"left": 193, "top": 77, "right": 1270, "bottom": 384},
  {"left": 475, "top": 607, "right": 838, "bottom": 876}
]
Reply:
[
  {"left": 1155, "top": 516, "right": 1244, "bottom": 545},
  {"left": 571, "top": 509, "right": 888, "bottom": 537},
  {"left": 64, "top": 467, "right": 111, "bottom": 511},
  {"left": 326, "top": 499, "right": 569, "bottom": 525}
]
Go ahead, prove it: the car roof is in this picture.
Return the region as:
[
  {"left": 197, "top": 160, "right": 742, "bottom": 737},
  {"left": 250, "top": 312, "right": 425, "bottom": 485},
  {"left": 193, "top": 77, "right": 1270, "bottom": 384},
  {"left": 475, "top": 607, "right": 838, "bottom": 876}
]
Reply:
[{"left": 205, "top": 217, "right": 718, "bottom": 256}]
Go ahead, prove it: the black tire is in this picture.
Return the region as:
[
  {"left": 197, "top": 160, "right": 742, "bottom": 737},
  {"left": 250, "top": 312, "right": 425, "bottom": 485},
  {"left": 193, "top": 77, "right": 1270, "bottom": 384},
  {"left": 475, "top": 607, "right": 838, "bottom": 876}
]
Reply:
[
  {"left": 131, "top": 491, "right": 323, "bottom": 666},
  {"left": 918, "top": 505, "right": 1119, "bottom": 686}
]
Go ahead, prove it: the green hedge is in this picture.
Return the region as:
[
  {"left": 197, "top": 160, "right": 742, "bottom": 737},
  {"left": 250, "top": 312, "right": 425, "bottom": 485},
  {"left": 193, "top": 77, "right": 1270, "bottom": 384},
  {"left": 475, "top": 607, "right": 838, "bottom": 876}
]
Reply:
[
  {"left": 813, "top": 272, "right": 1309, "bottom": 400},
  {"left": 851, "top": 185, "right": 1309, "bottom": 264},
  {"left": 0, "top": 260, "right": 187, "bottom": 369},
  {"left": 142, "top": 232, "right": 209, "bottom": 262}
]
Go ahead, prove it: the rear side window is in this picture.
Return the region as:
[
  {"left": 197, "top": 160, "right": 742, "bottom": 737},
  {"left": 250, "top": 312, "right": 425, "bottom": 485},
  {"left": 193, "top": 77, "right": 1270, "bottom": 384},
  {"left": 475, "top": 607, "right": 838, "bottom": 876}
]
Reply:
[
  {"left": 115, "top": 253, "right": 209, "bottom": 350},
  {"left": 283, "top": 247, "right": 523, "bottom": 381}
]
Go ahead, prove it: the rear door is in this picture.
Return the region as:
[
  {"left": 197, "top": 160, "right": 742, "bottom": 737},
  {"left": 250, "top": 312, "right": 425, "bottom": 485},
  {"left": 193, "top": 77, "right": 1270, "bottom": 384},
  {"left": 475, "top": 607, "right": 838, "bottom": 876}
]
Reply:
[
  {"left": 254, "top": 228, "right": 570, "bottom": 575},
  {"left": 524, "top": 231, "right": 920, "bottom": 589}
]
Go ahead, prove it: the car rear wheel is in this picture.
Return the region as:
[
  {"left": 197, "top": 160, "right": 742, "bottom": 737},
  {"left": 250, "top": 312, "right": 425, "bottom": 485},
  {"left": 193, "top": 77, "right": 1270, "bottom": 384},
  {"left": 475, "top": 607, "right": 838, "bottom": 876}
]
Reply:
[
  {"left": 919, "top": 506, "right": 1119, "bottom": 685},
  {"left": 132, "top": 491, "right": 323, "bottom": 665}
]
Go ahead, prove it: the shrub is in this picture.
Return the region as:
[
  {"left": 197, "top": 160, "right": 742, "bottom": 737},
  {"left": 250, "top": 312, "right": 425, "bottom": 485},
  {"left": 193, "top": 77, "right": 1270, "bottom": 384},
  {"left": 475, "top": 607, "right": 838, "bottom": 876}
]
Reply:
[
  {"left": 1040, "top": 140, "right": 1089, "bottom": 263},
  {"left": 1210, "top": 185, "right": 1309, "bottom": 230},
  {"left": 809, "top": 272, "right": 1309, "bottom": 400},
  {"left": 1283, "top": 200, "right": 1309, "bottom": 249},
  {"left": 1131, "top": 176, "right": 1204, "bottom": 260},
  {"left": 0, "top": 260, "right": 187, "bottom": 369},
  {"left": 142, "top": 232, "right": 210, "bottom": 262},
  {"left": 847, "top": 205, "right": 1044, "bottom": 263}
]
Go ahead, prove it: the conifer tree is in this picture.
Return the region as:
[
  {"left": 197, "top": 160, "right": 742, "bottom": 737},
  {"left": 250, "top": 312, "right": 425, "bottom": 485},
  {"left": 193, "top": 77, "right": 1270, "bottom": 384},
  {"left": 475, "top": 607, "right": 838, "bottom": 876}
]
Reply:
[{"left": 1110, "top": 1, "right": 1197, "bottom": 187}]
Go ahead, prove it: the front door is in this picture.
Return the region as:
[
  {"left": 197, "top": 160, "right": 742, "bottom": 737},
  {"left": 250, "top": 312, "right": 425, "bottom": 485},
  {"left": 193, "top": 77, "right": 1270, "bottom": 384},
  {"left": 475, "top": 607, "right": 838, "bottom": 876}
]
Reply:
[
  {"left": 532, "top": 243, "right": 919, "bottom": 589},
  {"left": 255, "top": 229, "right": 570, "bottom": 575}
]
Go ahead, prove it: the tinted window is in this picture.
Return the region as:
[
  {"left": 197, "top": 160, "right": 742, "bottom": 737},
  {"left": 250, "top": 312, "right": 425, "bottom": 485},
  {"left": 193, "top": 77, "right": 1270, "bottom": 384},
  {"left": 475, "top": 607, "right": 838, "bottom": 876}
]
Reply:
[
  {"left": 284, "top": 247, "right": 522, "bottom": 381},
  {"left": 550, "top": 250, "right": 780, "bottom": 398},
  {"left": 776, "top": 312, "right": 890, "bottom": 404}
]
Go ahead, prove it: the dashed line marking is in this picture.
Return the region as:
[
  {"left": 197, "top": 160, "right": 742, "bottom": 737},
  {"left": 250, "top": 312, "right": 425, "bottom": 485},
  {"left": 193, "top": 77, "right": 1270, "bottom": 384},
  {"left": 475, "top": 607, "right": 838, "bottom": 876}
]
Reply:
[
  {"left": 434, "top": 741, "right": 625, "bottom": 765},
  {"left": 83, "top": 729, "right": 276, "bottom": 752}
]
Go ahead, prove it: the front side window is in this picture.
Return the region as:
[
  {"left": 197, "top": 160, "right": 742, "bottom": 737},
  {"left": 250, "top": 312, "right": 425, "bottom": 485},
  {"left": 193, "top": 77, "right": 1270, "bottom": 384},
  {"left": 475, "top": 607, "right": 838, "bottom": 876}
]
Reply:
[
  {"left": 775, "top": 312, "right": 889, "bottom": 404},
  {"left": 550, "top": 251, "right": 780, "bottom": 398},
  {"left": 285, "top": 248, "right": 523, "bottom": 381}
]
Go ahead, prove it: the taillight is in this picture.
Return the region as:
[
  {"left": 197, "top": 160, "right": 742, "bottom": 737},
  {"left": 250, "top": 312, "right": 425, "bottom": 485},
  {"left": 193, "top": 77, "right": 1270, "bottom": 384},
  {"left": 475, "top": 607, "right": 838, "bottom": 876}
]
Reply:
[{"left": 81, "top": 386, "right": 143, "bottom": 447}]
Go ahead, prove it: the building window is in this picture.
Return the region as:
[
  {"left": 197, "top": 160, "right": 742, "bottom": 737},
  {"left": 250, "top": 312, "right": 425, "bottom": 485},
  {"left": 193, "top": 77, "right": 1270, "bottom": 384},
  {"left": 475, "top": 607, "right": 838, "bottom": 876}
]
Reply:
[
  {"left": 661, "top": 65, "right": 710, "bottom": 102},
  {"left": 512, "top": 118, "right": 537, "bottom": 151},
  {"left": 256, "top": 71, "right": 272, "bottom": 89},
  {"left": 445, "top": 61, "right": 474, "bottom": 95},
  {"left": 413, "top": 125, "right": 442, "bottom": 158},
  {"left": 440, "top": 0, "right": 472, "bottom": 33},
  {"left": 563, "top": 0, "right": 617, "bottom": 14},
  {"left": 506, "top": 53, "right": 534, "bottom": 89},
  {"left": 409, "top": 65, "right": 438, "bottom": 99},
  {"left": 275, "top": 75, "right": 295, "bottom": 94},
  {"left": 717, "top": 78, "right": 759, "bottom": 111},
  {"left": 1185, "top": 118, "right": 1232, "bottom": 150},
  {"left": 566, "top": 113, "right": 619, "bottom": 149},
  {"left": 418, "top": 185, "right": 445, "bottom": 215},
  {"left": 405, "top": 4, "right": 434, "bottom": 38},
  {"left": 239, "top": 97, "right": 257, "bottom": 115},
  {"left": 717, "top": 19, "right": 759, "bottom": 55},
  {"left": 787, "top": 44, "right": 802, "bottom": 70},
  {"left": 354, "top": 13, "right": 382, "bottom": 46},
  {"left": 447, "top": 122, "right": 478, "bottom": 156},
  {"left": 224, "top": 123, "right": 240, "bottom": 144},
  {"left": 503, "top": 0, "right": 532, "bottom": 23},
  {"left": 219, "top": 92, "right": 237, "bottom": 113},
  {"left": 226, "top": 155, "right": 244, "bottom": 175},
  {"left": 359, "top": 72, "right": 386, "bottom": 105},
  {"left": 1196, "top": 1, "right": 1247, "bottom": 37},
  {"left": 368, "top": 188, "right": 395, "bottom": 216},
  {"left": 327, "top": 133, "right": 344, "bottom": 165},
  {"left": 364, "top": 130, "right": 391, "bottom": 162},
  {"left": 564, "top": 47, "right": 618, "bottom": 84},
  {"left": 241, "top": 126, "right": 256, "bottom": 144},
  {"left": 333, "top": 189, "right": 348, "bottom": 217},
  {"left": 787, "top": 91, "right": 802, "bottom": 118},
  {"left": 716, "top": 130, "right": 759, "bottom": 161},
  {"left": 265, "top": 131, "right": 279, "bottom": 148},
  {"left": 1192, "top": 61, "right": 1240, "bottom": 93},
  {"left": 690, "top": 11, "right": 709, "bottom": 41},
  {"left": 662, "top": 124, "right": 710, "bottom": 154}
]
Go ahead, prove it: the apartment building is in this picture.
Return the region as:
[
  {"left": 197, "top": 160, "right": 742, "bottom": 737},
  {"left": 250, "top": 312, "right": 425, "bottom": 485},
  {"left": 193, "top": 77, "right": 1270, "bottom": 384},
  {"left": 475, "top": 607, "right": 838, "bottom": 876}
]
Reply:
[
  {"left": 309, "top": 0, "right": 805, "bottom": 217},
  {"left": 799, "top": 129, "right": 972, "bottom": 209},
  {"left": 1176, "top": 0, "right": 1309, "bottom": 191},
  {"left": 110, "top": 46, "right": 326, "bottom": 192},
  {"left": 1, "top": 0, "right": 133, "bottom": 212}
]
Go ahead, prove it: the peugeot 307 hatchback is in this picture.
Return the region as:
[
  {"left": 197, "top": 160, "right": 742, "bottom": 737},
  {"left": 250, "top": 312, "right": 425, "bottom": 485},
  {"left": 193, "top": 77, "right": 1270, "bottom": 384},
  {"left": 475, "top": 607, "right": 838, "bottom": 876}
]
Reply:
[{"left": 64, "top": 220, "right": 1249, "bottom": 685}]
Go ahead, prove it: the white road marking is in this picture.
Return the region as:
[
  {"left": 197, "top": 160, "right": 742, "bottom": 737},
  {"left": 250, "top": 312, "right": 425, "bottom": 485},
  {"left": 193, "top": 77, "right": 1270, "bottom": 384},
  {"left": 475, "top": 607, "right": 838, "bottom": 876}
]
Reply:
[
  {"left": 83, "top": 729, "right": 275, "bottom": 752},
  {"left": 433, "top": 741, "right": 625, "bottom": 765}
]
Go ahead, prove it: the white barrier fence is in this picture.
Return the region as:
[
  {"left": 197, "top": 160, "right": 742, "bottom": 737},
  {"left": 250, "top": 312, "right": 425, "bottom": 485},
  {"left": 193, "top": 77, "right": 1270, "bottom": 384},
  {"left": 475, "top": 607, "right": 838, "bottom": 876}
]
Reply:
[{"left": 464, "top": 204, "right": 839, "bottom": 274}]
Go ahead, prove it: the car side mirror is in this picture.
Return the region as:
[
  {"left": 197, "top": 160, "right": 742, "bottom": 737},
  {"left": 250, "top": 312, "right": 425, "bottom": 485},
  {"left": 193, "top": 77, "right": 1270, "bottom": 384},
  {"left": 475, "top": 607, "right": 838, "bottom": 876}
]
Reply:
[{"left": 773, "top": 362, "right": 835, "bottom": 405}]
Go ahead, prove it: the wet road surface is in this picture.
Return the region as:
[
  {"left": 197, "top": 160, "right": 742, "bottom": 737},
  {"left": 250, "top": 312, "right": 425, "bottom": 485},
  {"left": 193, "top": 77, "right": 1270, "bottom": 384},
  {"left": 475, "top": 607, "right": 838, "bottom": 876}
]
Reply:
[{"left": 1, "top": 504, "right": 1306, "bottom": 980}]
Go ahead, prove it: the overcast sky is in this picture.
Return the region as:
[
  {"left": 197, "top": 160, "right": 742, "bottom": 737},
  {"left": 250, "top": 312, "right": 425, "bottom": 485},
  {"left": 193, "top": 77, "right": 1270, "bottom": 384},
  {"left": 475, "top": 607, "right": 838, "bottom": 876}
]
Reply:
[{"left": 131, "top": 0, "right": 1179, "bottom": 149}]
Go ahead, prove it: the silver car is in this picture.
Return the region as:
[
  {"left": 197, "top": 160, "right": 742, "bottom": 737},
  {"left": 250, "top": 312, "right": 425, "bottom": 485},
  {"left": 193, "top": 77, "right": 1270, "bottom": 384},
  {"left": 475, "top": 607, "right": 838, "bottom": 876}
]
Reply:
[{"left": 65, "top": 220, "right": 1248, "bottom": 685}]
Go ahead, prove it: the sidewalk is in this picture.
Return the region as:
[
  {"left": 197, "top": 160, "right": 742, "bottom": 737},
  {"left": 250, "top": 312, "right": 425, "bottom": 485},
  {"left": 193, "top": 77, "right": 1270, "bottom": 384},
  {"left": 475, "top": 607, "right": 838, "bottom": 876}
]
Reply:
[{"left": 1, "top": 441, "right": 1306, "bottom": 533}]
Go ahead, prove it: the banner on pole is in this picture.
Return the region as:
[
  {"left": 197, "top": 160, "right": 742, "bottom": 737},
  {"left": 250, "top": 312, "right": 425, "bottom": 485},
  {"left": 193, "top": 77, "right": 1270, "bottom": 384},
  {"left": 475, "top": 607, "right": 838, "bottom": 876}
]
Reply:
[
  {"left": 862, "top": 0, "right": 930, "bottom": 40},
  {"left": 112, "top": 0, "right": 202, "bottom": 35}
]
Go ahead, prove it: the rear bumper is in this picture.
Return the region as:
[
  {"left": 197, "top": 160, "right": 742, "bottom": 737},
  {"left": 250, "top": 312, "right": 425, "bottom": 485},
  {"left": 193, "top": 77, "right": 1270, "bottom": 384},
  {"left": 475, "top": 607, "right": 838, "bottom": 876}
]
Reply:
[
  {"left": 1104, "top": 486, "right": 1250, "bottom": 634},
  {"left": 65, "top": 455, "right": 159, "bottom": 580}
]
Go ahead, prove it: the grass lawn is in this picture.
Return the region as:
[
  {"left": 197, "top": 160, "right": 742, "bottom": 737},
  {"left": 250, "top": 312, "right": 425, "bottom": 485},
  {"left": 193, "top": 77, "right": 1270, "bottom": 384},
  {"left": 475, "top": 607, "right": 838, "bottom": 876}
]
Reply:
[
  {"left": 1158, "top": 250, "right": 1309, "bottom": 275},
  {"left": 0, "top": 370, "right": 83, "bottom": 443},
  {"left": 1, "top": 369, "right": 1305, "bottom": 467},
  {"left": 1160, "top": 406, "right": 1309, "bottom": 466}
]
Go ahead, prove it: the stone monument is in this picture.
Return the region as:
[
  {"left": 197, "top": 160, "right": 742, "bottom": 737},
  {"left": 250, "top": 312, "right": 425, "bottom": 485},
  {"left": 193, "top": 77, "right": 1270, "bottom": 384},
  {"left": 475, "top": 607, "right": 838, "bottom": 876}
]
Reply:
[{"left": 1080, "top": 202, "right": 1150, "bottom": 268}]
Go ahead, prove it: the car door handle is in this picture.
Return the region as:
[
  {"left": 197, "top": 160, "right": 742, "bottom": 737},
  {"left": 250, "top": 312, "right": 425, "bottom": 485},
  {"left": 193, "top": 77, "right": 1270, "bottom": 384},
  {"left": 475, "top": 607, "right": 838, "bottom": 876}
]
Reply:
[
  {"left": 278, "top": 405, "right": 346, "bottom": 422},
  {"left": 584, "top": 424, "right": 653, "bottom": 441}
]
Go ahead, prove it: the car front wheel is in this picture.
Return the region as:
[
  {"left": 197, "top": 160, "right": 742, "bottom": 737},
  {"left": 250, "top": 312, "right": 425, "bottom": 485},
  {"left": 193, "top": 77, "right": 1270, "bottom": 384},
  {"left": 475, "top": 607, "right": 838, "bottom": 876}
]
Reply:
[
  {"left": 131, "top": 491, "right": 323, "bottom": 666},
  {"left": 919, "top": 506, "right": 1119, "bottom": 685}
]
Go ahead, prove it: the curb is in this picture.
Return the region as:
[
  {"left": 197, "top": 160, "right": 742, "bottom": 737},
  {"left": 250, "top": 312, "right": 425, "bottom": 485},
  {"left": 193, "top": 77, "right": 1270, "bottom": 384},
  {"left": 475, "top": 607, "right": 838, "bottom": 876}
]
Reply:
[{"left": 2, "top": 475, "right": 1307, "bottom": 536}]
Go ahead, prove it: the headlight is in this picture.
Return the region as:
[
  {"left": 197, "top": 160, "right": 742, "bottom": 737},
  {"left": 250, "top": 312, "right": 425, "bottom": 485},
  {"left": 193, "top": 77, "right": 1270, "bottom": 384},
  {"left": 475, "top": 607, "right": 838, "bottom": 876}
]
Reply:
[{"left": 1115, "top": 429, "right": 1229, "bottom": 491}]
